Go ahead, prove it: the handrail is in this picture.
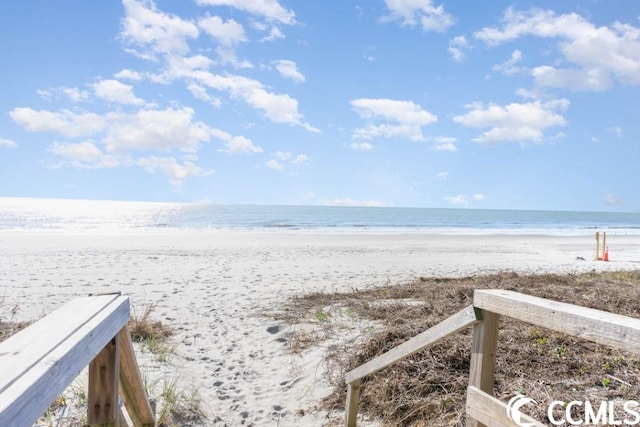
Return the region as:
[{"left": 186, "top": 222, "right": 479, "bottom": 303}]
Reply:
[
  {"left": 0, "top": 295, "right": 156, "bottom": 427},
  {"left": 474, "top": 289, "right": 640, "bottom": 353},
  {"left": 345, "top": 305, "right": 480, "bottom": 384},
  {"left": 344, "top": 289, "right": 640, "bottom": 427},
  {"left": 344, "top": 305, "right": 481, "bottom": 426}
]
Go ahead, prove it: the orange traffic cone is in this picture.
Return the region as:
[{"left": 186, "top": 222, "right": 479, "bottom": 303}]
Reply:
[{"left": 604, "top": 247, "right": 609, "bottom": 262}]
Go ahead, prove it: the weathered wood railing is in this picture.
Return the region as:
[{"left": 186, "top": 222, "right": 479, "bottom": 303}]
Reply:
[
  {"left": 344, "top": 289, "right": 640, "bottom": 427},
  {"left": 0, "top": 294, "right": 156, "bottom": 427}
]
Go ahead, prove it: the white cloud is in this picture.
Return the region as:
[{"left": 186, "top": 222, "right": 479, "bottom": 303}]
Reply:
[
  {"left": 436, "top": 172, "right": 448, "bottom": 180},
  {"left": 453, "top": 99, "right": 569, "bottom": 144},
  {"left": 192, "top": 73, "right": 317, "bottom": 131},
  {"left": 429, "top": 136, "right": 458, "bottom": 151},
  {"left": 93, "top": 79, "right": 145, "bottom": 105},
  {"left": 325, "top": 198, "right": 385, "bottom": 207},
  {"left": 10, "top": 105, "right": 263, "bottom": 161},
  {"left": 103, "top": 107, "right": 212, "bottom": 153},
  {"left": 272, "top": 59, "right": 305, "bottom": 83},
  {"left": 604, "top": 194, "right": 624, "bottom": 206},
  {"left": 120, "top": 0, "right": 199, "bottom": 58},
  {"left": 137, "top": 156, "right": 211, "bottom": 187},
  {"left": 217, "top": 135, "right": 263, "bottom": 155},
  {"left": 475, "top": 8, "right": 640, "bottom": 91},
  {"left": 302, "top": 192, "right": 316, "bottom": 200},
  {"left": 383, "top": 0, "right": 454, "bottom": 32},
  {"left": 352, "top": 99, "right": 437, "bottom": 126},
  {"left": 349, "top": 142, "right": 374, "bottom": 150},
  {"left": 351, "top": 98, "right": 437, "bottom": 142},
  {"left": 114, "top": 69, "right": 144, "bottom": 81},
  {"left": 36, "top": 89, "right": 53, "bottom": 100},
  {"left": 11, "top": 104, "right": 230, "bottom": 186},
  {"left": 214, "top": 46, "right": 253, "bottom": 68},
  {"left": 353, "top": 124, "right": 425, "bottom": 141},
  {"left": 62, "top": 87, "right": 90, "bottom": 103},
  {"left": 445, "top": 195, "right": 469, "bottom": 206},
  {"left": 198, "top": 16, "right": 246, "bottom": 46},
  {"left": 448, "top": 35, "right": 470, "bottom": 62},
  {"left": 186, "top": 83, "right": 222, "bottom": 107},
  {"left": 608, "top": 126, "right": 623, "bottom": 137},
  {"left": 445, "top": 194, "right": 485, "bottom": 206},
  {"left": 47, "top": 141, "right": 119, "bottom": 169},
  {"left": 265, "top": 159, "right": 284, "bottom": 170},
  {"left": 195, "top": 0, "right": 296, "bottom": 25},
  {"left": 493, "top": 50, "right": 524, "bottom": 75},
  {"left": 10, "top": 108, "right": 107, "bottom": 138},
  {"left": 531, "top": 66, "right": 611, "bottom": 92},
  {"left": 195, "top": 17, "right": 252, "bottom": 67},
  {"left": 268, "top": 151, "right": 308, "bottom": 168},
  {"left": 292, "top": 154, "right": 308, "bottom": 165},
  {"left": 275, "top": 151, "right": 292, "bottom": 160},
  {"left": 0, "top": 138, "right": 17, "bottom": 148},
  {"left": 37, "top": 87, "right": 90, "bottom": 103},
  {"left": 118, "top": 13, "right": 312, "bottom": 132},
  {"left": 261, "top": 26, "right": 285, "bottom": 42},
  {"left": 160, "top": 54, "right": 214, "bottom": 82}
]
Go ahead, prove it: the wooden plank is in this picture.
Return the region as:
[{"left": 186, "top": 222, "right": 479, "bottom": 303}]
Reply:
[
  {"left": 0, "top": 296, "right": 129, "bottom": 427},
  {"left": 88, "top": 337, "right": 120, "bottom": 426},
  {"left": 0, "top": 296, "right": 118, "bottom": 393},
  {"left": 344, "top": 305, "right": 479, "bottom": 384},
  {"left": 118, "top": 406, "right": 128, "bottom": 427},
  {"left": 344, "top": 380, "right": 361, "bottom": 427},
  {"left": 118, "top": 326, "right": 156, "bottom": 427},
  {"left": 474, "top": 289, "right": 640, "bottom": 353},
  {"left": 467, "top": 310, "right": 499, "bottom": 427},
  {"left": 466, "top": 386, "right": 545, "bottom": 427}
]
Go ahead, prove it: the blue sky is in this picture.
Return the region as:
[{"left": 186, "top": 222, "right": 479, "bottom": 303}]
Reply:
[{"left": 1, "top": 1, "right": 638, "bottom": 211}]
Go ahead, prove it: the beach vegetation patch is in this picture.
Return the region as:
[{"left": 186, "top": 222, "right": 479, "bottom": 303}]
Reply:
[
  {"left": 280, "top": 270, "right": 640, "bottom": 426},
  {"left": 129, "top": 302, "right": 174, "bottom": 342},
  {"left": 145, "top": 375, "right": 206, "bottom": 427},
  {"left": 129, "top": 302, "right": 176, "bottom": 360},
  {"left": 0, "top": 297, "right": 29, "bottom": 343}
]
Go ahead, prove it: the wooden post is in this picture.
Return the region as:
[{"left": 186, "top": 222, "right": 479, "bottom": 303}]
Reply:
[
  {"left": 89, "top": 337, "right": 120, "bottom": 427},
  {"left": 467, "top": 310, "right": 499, "bottom": 427},
  {"left": 118, "top": 326, "right": 156, "bottom": 426},
  {"left": 345, "top": 380, "right": 361, "bottom": 427}
]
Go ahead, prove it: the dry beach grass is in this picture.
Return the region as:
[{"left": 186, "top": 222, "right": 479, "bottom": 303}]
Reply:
[{"left": 279, "top": 270, "right": 640, "bottom": 426}]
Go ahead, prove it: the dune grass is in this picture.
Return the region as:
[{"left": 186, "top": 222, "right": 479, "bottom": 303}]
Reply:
[{"left": 278, "top": 270, "right": 640, "bottom": 426}]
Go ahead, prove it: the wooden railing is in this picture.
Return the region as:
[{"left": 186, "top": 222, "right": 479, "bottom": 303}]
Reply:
[
  {"left": 344, "top": 289, "right": 640, "bottom": 427},
  {"left": 0, "top": 293, "right": 156, "bottom": 427}
]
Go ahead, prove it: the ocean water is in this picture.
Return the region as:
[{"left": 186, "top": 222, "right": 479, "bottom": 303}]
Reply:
[{"left": 1, "top": 197, "right": 640, "bottom": 235}]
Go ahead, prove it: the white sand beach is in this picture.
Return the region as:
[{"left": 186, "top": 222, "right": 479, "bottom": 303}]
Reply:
[{"left": 2, "top": 230, "right": 640, "bottom": 426}]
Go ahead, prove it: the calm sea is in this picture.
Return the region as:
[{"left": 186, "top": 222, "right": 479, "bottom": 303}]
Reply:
[{"left": 1, "top": 197, "right": 639, "bottom": 235}]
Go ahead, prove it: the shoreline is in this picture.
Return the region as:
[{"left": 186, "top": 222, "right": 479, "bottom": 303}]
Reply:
[
  {"left": 2, "top": 230, "right": 640, "bottom": 425},
  {"left": 3, "top": 226, "right": 640, "bottom": 238}
]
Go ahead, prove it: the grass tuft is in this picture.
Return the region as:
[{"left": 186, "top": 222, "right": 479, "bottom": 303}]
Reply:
[
  {"left": 129, "top": 303, "right": 177, "bottom": 361},
  {"left": 0, "top": 297, "right": 29, "bottom": 343},
  {"left": 129, "top": 302, "right": 174, "bottom": 342},
  {"left": 144, "top": 375, "right": 207, "bottom": 427}
]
